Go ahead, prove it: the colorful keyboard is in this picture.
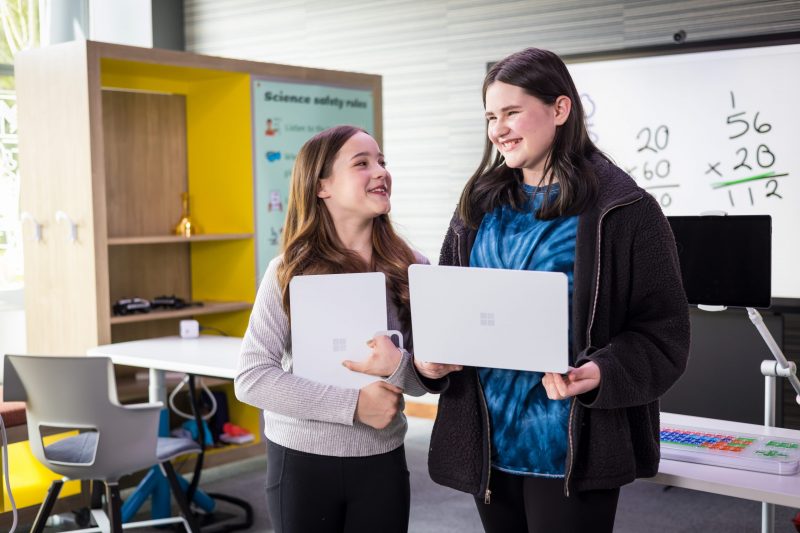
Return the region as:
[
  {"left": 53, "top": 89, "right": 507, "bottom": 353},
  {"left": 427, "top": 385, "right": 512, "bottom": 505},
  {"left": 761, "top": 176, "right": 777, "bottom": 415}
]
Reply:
[{"left": 660, "top": 424, "right": 800, "bottom": 475}]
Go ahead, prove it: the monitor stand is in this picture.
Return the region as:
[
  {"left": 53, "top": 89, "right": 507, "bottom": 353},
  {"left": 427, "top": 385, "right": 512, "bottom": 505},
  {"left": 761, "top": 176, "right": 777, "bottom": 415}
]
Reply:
[
  {"left": 746, "top": 307, "right": 800, "bottom": 533},
  {"left": 699, "top": 305, "right": 800, "bottom": 533}
]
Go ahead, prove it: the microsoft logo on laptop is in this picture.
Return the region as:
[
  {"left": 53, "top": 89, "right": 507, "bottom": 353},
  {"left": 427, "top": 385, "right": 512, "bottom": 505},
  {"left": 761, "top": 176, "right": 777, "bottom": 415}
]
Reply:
[
  {"left": 480, "top": 312, "right": 495, "bottom": 326},
  {"left": 333, "top": 338, "right": 347, "bottom": 352}
]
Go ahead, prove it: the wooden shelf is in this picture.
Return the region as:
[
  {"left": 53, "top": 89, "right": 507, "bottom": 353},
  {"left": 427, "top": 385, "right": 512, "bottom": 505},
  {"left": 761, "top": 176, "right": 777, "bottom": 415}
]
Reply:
[
  {"left": 404, "top": 400, "right": 438, "bottom": 420},
  {"left": 181, "top": 440, "right": 266, "bottom": 470},
  {"left": 110, "top": 300, "right": 252, "bottom": 325},
  {"left": 107, "top": 233, "right": 253, "bottom": 245},
  {"left": 116, "top": 373, "right": 231, "bottom": 403}
]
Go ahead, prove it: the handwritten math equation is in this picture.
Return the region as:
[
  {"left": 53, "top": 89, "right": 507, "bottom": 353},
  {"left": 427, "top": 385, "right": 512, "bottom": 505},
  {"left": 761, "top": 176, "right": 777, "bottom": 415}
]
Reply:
[
  {"left": 582, "top": 84, "right": 794, "bottom": 212},
  {"left": 706, "top": 91, "right": 788, "bottom": 207},
  {"left": 623, "top": 123, "right": 677, "bottom": 209},
  {"left": 605, "top": 91, "right": 790, "bottom": 211}
]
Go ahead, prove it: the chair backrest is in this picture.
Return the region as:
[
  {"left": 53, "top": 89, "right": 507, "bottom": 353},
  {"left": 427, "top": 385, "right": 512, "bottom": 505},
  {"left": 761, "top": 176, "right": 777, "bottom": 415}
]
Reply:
[{"left": 4, "top": 354, "right": 162, "bottom": 482}]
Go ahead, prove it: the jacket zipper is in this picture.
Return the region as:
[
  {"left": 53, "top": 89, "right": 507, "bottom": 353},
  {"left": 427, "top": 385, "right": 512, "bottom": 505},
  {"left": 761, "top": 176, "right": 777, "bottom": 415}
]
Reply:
[
  {"left": 456, "top": 229, "right": 492, "bottom": 503},
  {"left": 564, "top": 196, "right": 642, "bottom": 497},
  {"left": 476, "top": 372, "right": 493, "bottom": 503},
  {"left": 565, "top": 396, "right": 577, "bottom": 497}
]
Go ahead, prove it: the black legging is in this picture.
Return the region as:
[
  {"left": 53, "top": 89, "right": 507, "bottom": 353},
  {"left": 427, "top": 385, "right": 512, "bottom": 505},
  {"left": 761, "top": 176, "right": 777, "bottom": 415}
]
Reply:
[
  {"left": 475, "top": 468, "right": 620, "bottom": 533},
  {"left": 265, "top": 439, "right": 410, "bottom": 533}
]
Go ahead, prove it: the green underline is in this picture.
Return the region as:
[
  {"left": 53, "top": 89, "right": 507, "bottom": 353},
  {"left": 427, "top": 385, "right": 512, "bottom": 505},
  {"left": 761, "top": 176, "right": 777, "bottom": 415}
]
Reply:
[{"left": 711, "top": 171, "right": 779, "bottom": 189}]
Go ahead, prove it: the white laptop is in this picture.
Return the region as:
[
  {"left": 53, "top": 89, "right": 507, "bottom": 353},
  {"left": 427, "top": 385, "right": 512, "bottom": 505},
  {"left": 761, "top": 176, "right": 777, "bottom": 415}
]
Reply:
[
  {"left": 408, "top": 264, "right": 568, "bottom": 373},
  {"left": 290, "top": 272, "right": 402, "bottom": 389}
]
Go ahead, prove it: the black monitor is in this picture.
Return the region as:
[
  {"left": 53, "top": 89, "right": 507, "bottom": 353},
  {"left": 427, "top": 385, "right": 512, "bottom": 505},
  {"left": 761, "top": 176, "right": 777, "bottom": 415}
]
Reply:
[{"left": 667, "top": 215, "right": 772, "bottom": 309}]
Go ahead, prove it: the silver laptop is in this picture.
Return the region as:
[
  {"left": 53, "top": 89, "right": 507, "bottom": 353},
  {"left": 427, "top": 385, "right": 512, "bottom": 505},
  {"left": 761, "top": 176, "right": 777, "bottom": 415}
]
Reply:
[
  {"left": 290, "top": 272, "right": 402, "bottom": 389},
  {"left": 409, "top": 264, "right": 568, "bottom": 373}
]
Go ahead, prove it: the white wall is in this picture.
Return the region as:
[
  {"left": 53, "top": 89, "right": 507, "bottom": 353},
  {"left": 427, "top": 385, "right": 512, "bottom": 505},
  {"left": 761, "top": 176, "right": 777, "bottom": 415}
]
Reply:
[
  {"left": 184, "top": 0, "right": 800, "bottom": 262},
  {"left": 89, "top": 0, "right": 153, "bottom": 47}
]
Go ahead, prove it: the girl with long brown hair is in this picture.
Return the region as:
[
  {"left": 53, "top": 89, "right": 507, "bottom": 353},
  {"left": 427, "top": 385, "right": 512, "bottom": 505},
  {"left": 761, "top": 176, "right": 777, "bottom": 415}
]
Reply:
[{"left": 235, "top": 125, "right": 434, "bottom": 533}]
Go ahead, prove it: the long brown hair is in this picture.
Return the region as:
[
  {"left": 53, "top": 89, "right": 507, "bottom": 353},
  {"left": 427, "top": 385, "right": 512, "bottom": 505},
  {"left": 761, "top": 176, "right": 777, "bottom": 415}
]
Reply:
[
  {"left": 459, "top": 47, "right": 602, "bottom": 227},
  {"left": 278, "top": 125, "right": 416, "bottom": 324}
]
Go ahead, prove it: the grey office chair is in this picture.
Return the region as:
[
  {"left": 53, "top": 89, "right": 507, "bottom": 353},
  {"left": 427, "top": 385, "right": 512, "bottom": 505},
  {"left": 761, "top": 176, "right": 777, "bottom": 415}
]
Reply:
[{"left": 3, "top": 354, "right": 201, "bottom": 533}]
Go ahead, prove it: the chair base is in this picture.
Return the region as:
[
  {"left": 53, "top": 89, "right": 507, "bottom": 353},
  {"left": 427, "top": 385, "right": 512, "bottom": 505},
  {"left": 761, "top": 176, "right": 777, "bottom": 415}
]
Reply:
[
  {"left": 31, "top": 479, "right": 64, "bottom": 533},
  {"left": 80, "top": 511, "right": 191, "bottom": 532},
  {"left": 30, "top": 463, "right": 199, "bottom": 533}
]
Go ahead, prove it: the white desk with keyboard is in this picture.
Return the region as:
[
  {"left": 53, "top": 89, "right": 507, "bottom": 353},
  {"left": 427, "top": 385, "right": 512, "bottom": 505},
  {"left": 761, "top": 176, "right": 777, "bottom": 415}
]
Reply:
[{"left": 655, "top": 412, "right": 800, "bottom": 508}]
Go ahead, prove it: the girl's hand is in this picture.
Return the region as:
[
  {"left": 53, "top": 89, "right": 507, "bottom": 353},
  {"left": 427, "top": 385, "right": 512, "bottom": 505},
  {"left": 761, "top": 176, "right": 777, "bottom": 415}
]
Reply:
[
  {"left": 355, "top": 381, "right": 403, "bottom": 429},
  {"left": 542, "top": 362, "right": 601, "bottom": 400},
  {"left": 342, "top": 335, "right": 402, "bottom": 377},
  {"left": 414, "top": 358, "right": 463, "bottom": 379}
]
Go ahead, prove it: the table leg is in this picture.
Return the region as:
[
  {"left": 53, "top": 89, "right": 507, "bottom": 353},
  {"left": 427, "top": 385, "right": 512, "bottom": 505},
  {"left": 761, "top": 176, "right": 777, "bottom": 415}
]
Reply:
[
  {"left": 149, "top": 368, "right": 166, "bottom": 403},
  {"left": 121, "top": 369, "right": 215, "bottom": 522}
]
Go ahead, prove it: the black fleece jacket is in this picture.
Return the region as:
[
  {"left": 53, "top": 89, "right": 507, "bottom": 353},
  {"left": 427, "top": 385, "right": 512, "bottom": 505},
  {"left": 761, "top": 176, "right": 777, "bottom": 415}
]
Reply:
[{"left": 427, "top": 154, "right": 690, "bottom": 500}]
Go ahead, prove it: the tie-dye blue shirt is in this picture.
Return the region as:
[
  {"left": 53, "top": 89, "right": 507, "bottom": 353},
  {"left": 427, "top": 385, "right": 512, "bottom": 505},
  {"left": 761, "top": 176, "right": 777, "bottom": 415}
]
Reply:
[{"left": 471, "top": 183, "right": 578, "bottom": 477}]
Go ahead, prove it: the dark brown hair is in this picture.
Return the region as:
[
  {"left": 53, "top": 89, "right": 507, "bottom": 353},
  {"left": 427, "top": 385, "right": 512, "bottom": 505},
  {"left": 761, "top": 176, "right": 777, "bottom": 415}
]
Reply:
[
  {"left": 278, "top": 125, "right": 416, "bottom": 324},
  {"left": 459, "top": 47, "right": 602, "bottom": 226}
]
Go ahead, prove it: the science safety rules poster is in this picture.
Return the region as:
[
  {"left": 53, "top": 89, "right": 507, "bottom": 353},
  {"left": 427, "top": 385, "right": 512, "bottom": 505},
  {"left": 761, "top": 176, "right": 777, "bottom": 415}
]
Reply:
[{"left": 252, "top": 78, "right": 375, "bottom": 280}]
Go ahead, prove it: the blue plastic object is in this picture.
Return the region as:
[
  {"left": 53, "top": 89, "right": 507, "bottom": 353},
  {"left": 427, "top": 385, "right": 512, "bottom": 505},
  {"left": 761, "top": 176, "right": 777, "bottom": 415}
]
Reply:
[
  {"left": 183, "top": 419, "right": 214, "bottom": 447},
  {"left": 121, "top": 409, "right": 215, "bottom": 522}
]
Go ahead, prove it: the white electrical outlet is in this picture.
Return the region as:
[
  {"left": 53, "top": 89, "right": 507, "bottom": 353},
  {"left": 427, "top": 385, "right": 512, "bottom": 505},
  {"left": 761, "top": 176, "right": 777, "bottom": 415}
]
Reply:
[{"left": 180, "top": 319, "right": 199, "bottom": 339}]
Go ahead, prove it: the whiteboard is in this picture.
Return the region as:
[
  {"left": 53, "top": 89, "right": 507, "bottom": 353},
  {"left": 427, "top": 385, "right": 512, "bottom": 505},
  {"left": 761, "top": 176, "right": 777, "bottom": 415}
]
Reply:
[{"left": 566, "top": 43, "right": 800, "bottom": 301}]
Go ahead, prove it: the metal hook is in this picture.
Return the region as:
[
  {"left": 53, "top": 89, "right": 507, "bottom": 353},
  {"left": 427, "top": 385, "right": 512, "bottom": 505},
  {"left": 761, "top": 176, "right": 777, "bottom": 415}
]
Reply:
[
  {"left": 20, "top": 211, "right": 42, "bottom": 241},
  {"left": 54, "top": 210, "right": 78, "bottom": 242}
]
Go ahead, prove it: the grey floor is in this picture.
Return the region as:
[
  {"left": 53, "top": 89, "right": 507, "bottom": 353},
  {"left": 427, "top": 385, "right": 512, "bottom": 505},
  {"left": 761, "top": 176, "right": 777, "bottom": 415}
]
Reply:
[{"left": 44, "top": 416, "right": 798, "bottom": 532}]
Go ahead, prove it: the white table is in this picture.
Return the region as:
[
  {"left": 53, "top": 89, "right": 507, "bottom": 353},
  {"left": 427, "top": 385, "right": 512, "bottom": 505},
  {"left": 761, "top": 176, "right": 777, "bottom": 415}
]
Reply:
[
  {"left": 87, "top": 335, "right": 246, "bottom": 522},
  {"left": 88, "top": 335, "right": 242, "bottom": 403},
  {"left": 654, "top": 412, "right": 800, "bottom": 508}
]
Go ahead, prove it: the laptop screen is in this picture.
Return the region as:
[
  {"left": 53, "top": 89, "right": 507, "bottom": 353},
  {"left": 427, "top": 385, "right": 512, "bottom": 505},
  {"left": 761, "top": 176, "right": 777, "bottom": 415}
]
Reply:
[{"left": 667, "top": 215, "right": 771, "bottom": 309}]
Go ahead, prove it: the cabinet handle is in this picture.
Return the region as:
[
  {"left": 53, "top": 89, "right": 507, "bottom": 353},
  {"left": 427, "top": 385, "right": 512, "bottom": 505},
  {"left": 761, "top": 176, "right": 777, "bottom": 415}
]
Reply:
[
  {"left": 20, "top": 212, "right": 43, "bottom": 241},
  {"left": 54, "top": 210, "right": 78, "bottom": 243}
]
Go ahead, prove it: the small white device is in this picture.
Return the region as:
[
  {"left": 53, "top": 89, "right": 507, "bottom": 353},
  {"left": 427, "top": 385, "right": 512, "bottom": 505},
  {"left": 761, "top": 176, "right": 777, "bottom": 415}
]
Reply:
[
  {"left": 409, "top": 264, "right": 569, "bottom": 373},
  {"left": 290, "top": 272, "right": 402, "bottom": 389},
  {"left": 180, "top": 319, "right": 200, "bottom": 339}
]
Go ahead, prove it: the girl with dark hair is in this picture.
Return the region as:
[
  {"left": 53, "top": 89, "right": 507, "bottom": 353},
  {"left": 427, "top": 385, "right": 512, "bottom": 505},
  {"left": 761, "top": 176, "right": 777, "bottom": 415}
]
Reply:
[
  {"left": 236, "top": 125, "right": 435, "bottom": 533},
  {"left": 421, "top": 48, "right": 691, "bottom": 533}
]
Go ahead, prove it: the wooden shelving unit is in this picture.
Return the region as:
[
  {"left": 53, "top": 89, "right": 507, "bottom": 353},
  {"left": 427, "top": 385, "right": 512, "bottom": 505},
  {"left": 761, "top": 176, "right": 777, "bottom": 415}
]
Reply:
[
  {"left": 14, "top": 40, "right": 381, "bottom": 515},
  {"left": 107, "top": 233, "right": 253, "bottom": 245},
  {"left": 109, "top": 300, "right": 252, "bottom": 324},
  {"left": 115, "top": 373, "right": 231, "bottom": 404},
  {"left": 14, "top": 41, "right": 263, "bottom": 509}
]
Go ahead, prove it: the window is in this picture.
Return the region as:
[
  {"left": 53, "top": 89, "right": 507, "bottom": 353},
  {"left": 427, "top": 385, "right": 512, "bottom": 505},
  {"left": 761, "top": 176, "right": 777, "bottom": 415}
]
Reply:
[
  {"left": 0, "top": 0, "right": 39, "bottom": 290},
  {"left": 0, "top": 70, "right": 19, "bottom": 289}
]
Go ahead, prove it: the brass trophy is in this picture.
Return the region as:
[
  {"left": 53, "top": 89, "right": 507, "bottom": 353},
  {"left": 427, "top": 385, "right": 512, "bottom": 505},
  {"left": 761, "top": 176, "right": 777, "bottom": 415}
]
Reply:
[{"left": 174, "top": 192, "right": 201, "bottom": 237}]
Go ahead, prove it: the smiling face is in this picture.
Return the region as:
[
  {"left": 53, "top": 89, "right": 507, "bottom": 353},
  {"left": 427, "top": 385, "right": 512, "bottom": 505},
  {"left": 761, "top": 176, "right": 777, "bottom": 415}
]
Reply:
[
  {"left": 484, "top": 81, "right": 570, "bottom": 185},
  {"left": 317, "top": 131, "right": 391, "bottom": 224}
]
